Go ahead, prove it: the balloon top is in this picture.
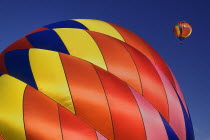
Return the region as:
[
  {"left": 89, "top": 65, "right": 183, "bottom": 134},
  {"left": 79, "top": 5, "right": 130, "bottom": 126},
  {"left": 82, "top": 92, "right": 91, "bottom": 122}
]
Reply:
[{"left": 173, "top": 21, "right": 192, "bottom": 44}]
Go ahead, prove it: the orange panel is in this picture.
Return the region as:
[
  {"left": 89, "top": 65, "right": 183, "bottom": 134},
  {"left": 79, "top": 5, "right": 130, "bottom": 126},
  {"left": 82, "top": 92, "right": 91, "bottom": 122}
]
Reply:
[
  {"left": 59, "top": 53, "right": 114, "bottom": 140},
  {"left": 87, "top": 31, "right": 142, "bottom": 94},
  {"left": 146, "top": 45, "right": 176, "bottom": 89},
  {"left": 59, "top": 105, "right": 98, "bottom": 140},
  {"left": 124, "top": 43, "right": 169, "bottom": 121},
  {"left": 177, "top": 22, "right": 192, "bottom": 37},
  {"left": 109, "top": 23, "right": 176, "bottom": 90},
  {"left": 24, "top": 86, "right": 63, "bottom": 140},
  {"left": 109, "top": 23, "right": 154, "bottom": 62},
  {"left": 94, "top": 66, "right": 146, "bottom": 140}
]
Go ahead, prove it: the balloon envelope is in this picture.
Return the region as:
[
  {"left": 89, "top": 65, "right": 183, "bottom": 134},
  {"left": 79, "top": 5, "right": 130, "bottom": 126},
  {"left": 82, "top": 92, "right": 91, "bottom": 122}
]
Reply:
[
  {"left": 0, "top": 19, "right": 194, "bottom": 140},
  {"left": 173, "top": 21, "right": 192, "bottom": 44}
]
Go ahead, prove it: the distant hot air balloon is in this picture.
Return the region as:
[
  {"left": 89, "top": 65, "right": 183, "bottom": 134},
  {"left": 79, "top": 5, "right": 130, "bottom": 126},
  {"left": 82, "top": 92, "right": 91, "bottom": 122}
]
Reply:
[{"left": 173, "top": 21, "right": 192, "bottom": 44}]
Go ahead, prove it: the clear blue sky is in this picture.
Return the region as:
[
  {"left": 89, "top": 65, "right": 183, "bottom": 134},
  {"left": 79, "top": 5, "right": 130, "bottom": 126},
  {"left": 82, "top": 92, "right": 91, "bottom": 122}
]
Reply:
[{"left": 0, "top": 0, "right": 209, "bottom": 139}]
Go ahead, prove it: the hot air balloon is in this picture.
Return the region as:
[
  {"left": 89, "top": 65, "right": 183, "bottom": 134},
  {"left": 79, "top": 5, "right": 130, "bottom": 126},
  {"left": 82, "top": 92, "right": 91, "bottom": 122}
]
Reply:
[
  {"left": 0, "top": 19, "right": 194, "bottom": 140},
  {"left": 173, "top": 21, "right": 192, "bottom": 44}
]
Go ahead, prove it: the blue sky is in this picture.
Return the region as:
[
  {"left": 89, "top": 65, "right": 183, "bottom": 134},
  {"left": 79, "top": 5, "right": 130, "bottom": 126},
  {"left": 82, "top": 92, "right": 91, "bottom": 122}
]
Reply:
[{"left": 0, "top": 0, "right": 209, "bottom": 139}]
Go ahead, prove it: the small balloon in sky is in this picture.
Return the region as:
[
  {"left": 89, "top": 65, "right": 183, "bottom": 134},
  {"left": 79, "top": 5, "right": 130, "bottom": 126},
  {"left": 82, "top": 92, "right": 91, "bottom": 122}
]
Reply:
[{"left": 173, "top": 21, "right": 192, "bottom": 44}]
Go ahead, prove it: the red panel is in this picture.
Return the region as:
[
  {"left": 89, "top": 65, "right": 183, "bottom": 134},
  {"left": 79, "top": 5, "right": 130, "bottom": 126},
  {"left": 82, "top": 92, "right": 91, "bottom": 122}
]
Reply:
[
  {"left": 87, "top": 31, "right": 142, "bottom": 94},
  {"left": 0, "top": 54, "right": 5, "bottom": 74},
  {"left": 2, "top": 37, "right": 33, "bottom": 53},
  {"left": 24, "top": 86, "right": 63, "bottom": 140},
  {"left": 146, "top": 46, "right": 176, "bottom": 89},
  {"left": 155, "top": 65, "right": 186, "bottom": 140},
  {"left": 26, "top": 27, "right": 49, "bottom": 35},
  {"left": 124, "top": 43, "right": 169, "bottom": 121},
  {"left": 94, "top": 65, "right": 146, "bottom": 140},
  {"left": 0, "top": 37, "right": 33, "bottom": 73},
  {"left": 129, "top": 86, "right": 168, "bottom": 140},
  {"left": 59, "top": 53, "right": 114, "bottom": 140},
  {"left": 109, "top": 23, "right": 154, "bottom": 62},
  {"left": 109, "top": 23, "right": 176, "bottom": 92},
  {"left": 0, "top": 136, "right": 4, "bottom": 140},
  {"left": 59, "top": 105, "right": 98, "bottom": 140}
]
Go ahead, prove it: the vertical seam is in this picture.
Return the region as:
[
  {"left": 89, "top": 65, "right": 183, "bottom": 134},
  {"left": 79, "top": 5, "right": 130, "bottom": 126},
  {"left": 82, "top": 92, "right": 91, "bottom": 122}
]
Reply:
[
  {"left": 127, "top": 85, "right": 147, "bottom": 140},
  {"left": 120, "top": 42, "right": 143, "bottom": 95},
  {"left": 57, "top": 105, "right": 64, "bottom": 140},
  {"left": 22, "top": 86, "right": 28, "bottom": 140},
  {"left": 58, "top": 53, "right": 76, "bottom": 114},
  {"left": 92, "top": 64, "right": 115, "bottom": 140}
]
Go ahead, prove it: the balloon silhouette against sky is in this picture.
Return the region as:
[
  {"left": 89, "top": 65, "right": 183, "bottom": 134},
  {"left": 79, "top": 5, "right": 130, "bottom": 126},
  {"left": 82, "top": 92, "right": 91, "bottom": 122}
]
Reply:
[
  {"left": 0, "top": 19, "right": 194, "bottom": 140},
  {"left": 173, "top": 21, "right": 192, "bottom": 44}
]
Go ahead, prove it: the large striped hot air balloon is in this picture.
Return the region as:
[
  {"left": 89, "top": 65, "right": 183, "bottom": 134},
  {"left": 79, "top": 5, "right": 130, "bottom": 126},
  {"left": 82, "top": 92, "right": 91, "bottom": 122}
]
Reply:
[{"left": 0, "top": 19, "right": 194, "bottom": 140}]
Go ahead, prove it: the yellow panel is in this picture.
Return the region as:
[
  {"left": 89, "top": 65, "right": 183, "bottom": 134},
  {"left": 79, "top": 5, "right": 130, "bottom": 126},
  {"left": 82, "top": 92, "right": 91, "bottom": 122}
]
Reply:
[
  {"left": 29, "top": 49, "right": 75, "bottom": 113},
  {"left": 73, "top": 19, "right": 125, "bottom": 41},
  {"left": 54, "top": 28, "right": 107, "bottom": 70},
  {"left": 174, "top": 26, "right": 180, "bottom": 37},
  {"left": 0, "top": 75, "right": 27, "bottom": 140}
]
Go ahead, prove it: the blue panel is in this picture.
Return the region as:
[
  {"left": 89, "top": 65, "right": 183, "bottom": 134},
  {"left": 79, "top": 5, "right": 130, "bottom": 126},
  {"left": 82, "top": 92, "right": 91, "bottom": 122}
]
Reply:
[
  {"left": 177, "top": 94, "right": 195, "bottom": 140},
  {"left": 160, "top": 115, "right": 179, "bottom": 140},
  {"left": 44, "top": 20, "right": 88, "bottom": 30},
  {"left": 26, "top": 30, "right": 69, "bottom": 54},
  {"left": 0, "top": 72, "right": 3, "bottom": 77},
  {"left": 4, "top": 50, "right": 38, "bottom": 89}
]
